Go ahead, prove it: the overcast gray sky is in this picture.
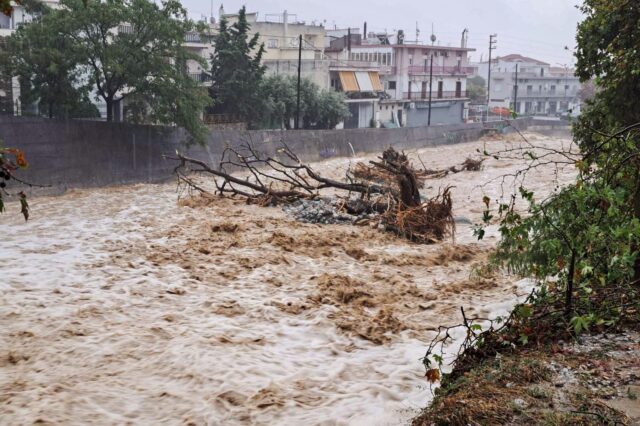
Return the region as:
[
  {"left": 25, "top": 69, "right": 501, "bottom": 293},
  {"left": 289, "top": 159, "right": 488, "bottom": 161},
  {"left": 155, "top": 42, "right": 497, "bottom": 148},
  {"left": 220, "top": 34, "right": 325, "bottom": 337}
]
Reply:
[{"left": 181, "top": 0, "right": 583, "bottom": 66}]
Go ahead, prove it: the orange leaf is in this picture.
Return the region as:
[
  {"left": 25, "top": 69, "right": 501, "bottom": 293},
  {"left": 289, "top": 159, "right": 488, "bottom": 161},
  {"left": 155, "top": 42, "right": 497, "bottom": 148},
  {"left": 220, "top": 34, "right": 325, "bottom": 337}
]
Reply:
[
  {"left": 425, "top": 368, "right": 441, "bottom": 383},
  {"left": 15, "top": 151, "right": 27, "bottom": 168}
]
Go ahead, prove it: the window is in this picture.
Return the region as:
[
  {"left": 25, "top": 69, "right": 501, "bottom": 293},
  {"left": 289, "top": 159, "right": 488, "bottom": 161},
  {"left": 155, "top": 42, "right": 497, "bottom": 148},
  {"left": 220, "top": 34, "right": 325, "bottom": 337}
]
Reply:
[
  {"left": 540, "top": 68, "right": 545, "bottom": 77},
  {"left": 437, "top": 81, "right": 443, "bottom": 98},
  {"left": 525, "top": 102, "right": 532, "bottom": 113},
  {"left": 565, "top": 85, "right": 570, "bottom": 92},
  {"left": 409, "top": 55, "right": 413, "bottom": 65},
  {"left": 527, "top": 85, "right": 533, "bottom": 95},
  {"left": 388, "top": 81, "right": 397, "bottom": 90},
  {"left": 550, "top": 85, "right": 556, "bottom": 94},
  {"left": 267, "top": 39, "right": 278, "bottom": 48}
]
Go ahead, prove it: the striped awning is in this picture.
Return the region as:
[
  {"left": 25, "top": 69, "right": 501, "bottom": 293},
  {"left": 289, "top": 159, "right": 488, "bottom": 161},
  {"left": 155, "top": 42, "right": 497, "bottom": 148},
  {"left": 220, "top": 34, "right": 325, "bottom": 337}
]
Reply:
[
  {"left": 369, "top": 72, "right": 384, "bottom": 92},
  {"left": 339, "top": 71, "right": 360, "bottom": 92},
  {"left": 355, "top": 72, "right": 374, "bottom": 92},
  {"left": 338, "top": 71, "right": 384, "bottom": 93}
]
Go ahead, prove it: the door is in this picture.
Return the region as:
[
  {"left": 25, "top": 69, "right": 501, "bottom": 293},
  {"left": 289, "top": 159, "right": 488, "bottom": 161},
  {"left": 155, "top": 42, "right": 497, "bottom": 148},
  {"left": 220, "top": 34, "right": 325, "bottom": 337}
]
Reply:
[
  {"left": 437, "top": 81, "right": 443, "bottom": 98},
  {"left": 421, "top": 82, "right": 427, "bottom": 99}
]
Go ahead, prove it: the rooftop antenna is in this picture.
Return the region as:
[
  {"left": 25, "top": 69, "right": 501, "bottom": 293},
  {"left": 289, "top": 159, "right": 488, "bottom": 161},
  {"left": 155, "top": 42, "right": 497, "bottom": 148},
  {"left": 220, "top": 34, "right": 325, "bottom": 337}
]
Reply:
[{"left": 430, "top": 23, "right": 436, "bottom": 45}]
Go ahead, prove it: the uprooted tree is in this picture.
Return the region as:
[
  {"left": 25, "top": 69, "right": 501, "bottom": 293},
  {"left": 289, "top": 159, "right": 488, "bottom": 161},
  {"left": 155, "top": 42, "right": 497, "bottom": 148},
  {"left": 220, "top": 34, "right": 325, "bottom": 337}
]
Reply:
[{"left": 169, "top": 144, "right": 477, "bottom": 244}]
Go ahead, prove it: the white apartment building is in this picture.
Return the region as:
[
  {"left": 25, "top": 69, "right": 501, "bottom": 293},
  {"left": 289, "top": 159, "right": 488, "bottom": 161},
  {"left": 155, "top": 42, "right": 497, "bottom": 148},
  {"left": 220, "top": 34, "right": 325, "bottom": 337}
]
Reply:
[{"left": 476, "top": 54, "right": 582, "bottom": 116}]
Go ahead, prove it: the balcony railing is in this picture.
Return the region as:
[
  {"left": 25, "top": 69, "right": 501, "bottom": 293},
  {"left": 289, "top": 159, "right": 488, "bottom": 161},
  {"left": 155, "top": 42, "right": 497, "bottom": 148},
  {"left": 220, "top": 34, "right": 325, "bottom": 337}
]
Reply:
[
  {"left": 185, "top": 32, "right": 204, "bottom": 43},
  {"left": 188, "top": 72, "right": 211, "bottom": 83},
  {"left": 403, "top": 90, "right": 468, "bottom": 100},
  {"left": 408, "top": 65, "right": 474, "bottom": 75},
  {"left": 521, "top": 90, "right": 579, "bottom": 98},
  {"left": 117, "top": 24, "right": 134, "bottom": 34},
  {"left": 329, "top": 60, "right": 379, "bottom": 70}
]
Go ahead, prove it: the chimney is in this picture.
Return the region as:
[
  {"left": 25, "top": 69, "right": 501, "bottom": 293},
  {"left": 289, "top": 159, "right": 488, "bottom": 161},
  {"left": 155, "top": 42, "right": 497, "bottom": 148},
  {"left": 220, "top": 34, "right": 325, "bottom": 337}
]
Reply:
[
  {"left": 283, "top": 10, "right": 288, "bottom": 37},
  {"left": 347, "top": 28, "right": 351, "bottom": 52},
  {"left": 363, "top": 21, "right": 367, "bottom": 38},
  {"left": 461, "top": 28, "right": 468, "bottom": 48}
]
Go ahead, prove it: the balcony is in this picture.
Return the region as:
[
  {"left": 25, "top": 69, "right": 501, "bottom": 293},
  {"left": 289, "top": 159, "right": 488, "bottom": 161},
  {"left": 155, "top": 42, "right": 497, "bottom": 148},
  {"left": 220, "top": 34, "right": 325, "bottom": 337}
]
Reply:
[
  {"left": 408, "top": 65, "right": 474, "bottom": 76},
  {"left": 329, "top": 60, "right": 379, "bottom": 71},
  {"left": 117, "top": 24, "right": 134, "bottom": 34},
  {"left": 520, "top": 90, "right": 579, "bottom": 98},
  {"left": 188, "top": 72, "right": 212, "bottom": 83},
  {"left": 403, "top": 90, "right": 468, "bottom": 100},
  {"left": 185, "top": 32, "right": 205, "bottom": 44}
]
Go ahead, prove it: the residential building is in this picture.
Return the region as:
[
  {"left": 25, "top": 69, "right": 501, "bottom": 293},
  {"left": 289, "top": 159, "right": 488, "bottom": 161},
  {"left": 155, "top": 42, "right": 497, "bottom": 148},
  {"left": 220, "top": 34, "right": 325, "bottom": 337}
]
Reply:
[
  {"left": 325, "top": 29, "right": 475, "bottom": 127},
  {"left": 222, "top": 8, "right": 329, "bottom": 89},
  {"left": 475, "top": 54, "right": 582, "bottom": 116}
]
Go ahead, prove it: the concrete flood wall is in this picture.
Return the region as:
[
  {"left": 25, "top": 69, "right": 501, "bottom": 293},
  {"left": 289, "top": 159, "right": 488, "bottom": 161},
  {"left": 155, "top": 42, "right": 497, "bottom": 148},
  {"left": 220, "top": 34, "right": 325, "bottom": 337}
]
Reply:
[{"left": 0, "top": 115, "right": 536, "bottom": 194}]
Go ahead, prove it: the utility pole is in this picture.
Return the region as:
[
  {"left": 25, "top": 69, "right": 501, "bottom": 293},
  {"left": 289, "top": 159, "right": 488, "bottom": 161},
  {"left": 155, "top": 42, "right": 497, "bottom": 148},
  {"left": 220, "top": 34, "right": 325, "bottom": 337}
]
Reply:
[
  {"left": 295, "top": 34, "right": 302, "bottom": 130},
  {"left": 485, "top": 34, "right": 497, "bottom": 122},
  {"left": 428, "top": 54, "right": 434, "bottom": 126},
  {"left": 513, "top": 63, "right": 519, "bottom": 115}
]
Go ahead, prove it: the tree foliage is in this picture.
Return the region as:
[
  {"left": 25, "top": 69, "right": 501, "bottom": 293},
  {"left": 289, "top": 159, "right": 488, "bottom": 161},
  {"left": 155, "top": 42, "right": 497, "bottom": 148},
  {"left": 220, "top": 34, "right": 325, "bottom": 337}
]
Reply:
[
  {"left": 208, "top": 6, "right": 265, "bottom": 122},
  {"left": 209, "top": 7, "right": 349, "bottom": 130},
  {"left": 467, "top": 75, "right": 486, "bottom": 104},
  {"left": 3, "top": 0, "right": 210, "bottom": 143},
  {"left": 1, "top": 1, "right": 99, "bottom": 119},
  {"left": 259, "top": 74, "right": 349, "bottom": 130},
  {"left": 472, "top": 0, "right": 640, "bottom": 339}
]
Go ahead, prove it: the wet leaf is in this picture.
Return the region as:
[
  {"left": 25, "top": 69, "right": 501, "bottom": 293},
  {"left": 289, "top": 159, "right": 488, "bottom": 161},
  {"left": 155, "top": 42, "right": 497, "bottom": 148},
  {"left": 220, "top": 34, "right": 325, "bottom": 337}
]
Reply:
[{"left": 425, "top": 368, "right": 441, "bottom": 383}]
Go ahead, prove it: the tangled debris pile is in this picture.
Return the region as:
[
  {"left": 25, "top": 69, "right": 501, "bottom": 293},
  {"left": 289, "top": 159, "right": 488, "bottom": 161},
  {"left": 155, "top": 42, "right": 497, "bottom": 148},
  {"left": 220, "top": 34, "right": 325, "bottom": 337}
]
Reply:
[{"left": 171, "top": 144, "right": 482, "bottom": 244}]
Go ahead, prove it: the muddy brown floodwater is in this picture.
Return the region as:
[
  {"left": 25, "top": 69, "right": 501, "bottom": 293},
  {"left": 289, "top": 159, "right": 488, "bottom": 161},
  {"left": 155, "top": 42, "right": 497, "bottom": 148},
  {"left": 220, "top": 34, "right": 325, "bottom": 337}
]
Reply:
[{"left": 1, "top": 133, "right": 576, "bottom": 425}]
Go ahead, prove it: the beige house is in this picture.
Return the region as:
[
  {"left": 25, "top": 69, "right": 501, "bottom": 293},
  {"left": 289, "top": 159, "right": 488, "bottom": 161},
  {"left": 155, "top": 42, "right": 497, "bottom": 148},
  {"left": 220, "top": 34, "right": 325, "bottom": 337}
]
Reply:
[{"left": 222, "top": 8, "right": 329, "bottom": 89}]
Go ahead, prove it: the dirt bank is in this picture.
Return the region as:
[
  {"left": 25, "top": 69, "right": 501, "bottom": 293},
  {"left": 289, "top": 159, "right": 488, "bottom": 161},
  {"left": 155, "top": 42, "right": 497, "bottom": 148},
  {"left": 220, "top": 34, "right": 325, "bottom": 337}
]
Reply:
[{"left": 413, "top": 330, "right": 640, "bottom": 425}]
